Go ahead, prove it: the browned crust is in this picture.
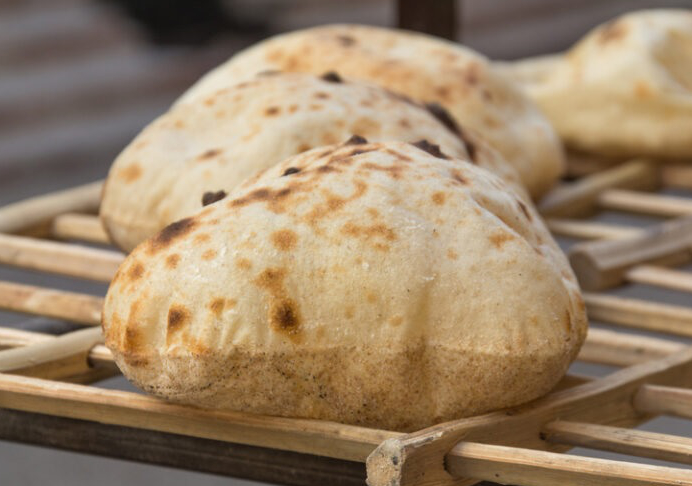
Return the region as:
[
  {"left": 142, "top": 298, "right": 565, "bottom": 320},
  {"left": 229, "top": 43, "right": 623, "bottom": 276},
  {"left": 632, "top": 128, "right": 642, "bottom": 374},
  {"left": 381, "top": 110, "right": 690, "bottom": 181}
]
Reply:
[{"left": 111, "top": 343, "right": 574, "bottom": 432}]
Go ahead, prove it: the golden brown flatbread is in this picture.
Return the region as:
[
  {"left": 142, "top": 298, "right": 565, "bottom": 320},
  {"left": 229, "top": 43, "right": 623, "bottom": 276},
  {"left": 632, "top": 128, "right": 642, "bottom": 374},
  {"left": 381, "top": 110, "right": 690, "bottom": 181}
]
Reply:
[
  {"left": 500, "top": 9, "right": 692, "bottom": 157},
  {"left": 102, "top": 140, "right": 586, "bottom": 431},
  {"left": 101, "top": 72, "right": 519, "bottom": 252},
  {"left": 178, "top": 24, "right": 565, "bottom": 198}
]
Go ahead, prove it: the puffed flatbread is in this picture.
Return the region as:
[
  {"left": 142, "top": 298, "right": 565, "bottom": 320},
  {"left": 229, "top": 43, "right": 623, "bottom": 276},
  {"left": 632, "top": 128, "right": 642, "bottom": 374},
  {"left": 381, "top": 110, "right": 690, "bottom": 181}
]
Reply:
[
  {"left": 500, "top": 9, "right": 692, "bottom": 157},
  {"left": 178, "top": 24, "right": 565, "bottom": 198},
  {"left": 101, "top": 72, "right": 520, "bottom": 251},
  {"left": 102, "top": 140, "right": 586, "bottom": 431}
]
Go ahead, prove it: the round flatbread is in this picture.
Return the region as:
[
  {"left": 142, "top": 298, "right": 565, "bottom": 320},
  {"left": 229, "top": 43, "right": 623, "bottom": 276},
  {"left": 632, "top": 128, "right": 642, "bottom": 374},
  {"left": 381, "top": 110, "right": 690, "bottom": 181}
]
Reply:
[
  {"left": 101, "top": 72, "right": 519, "bottom": 252},
  {"left": 501, "top": 9, "right": 692, "bottom": 157},
  {"left": 177, "top": 24, "right": 565, "bottom": 198},
  {"left": 102, "top": 140, "right": 586, "bottom": 431}
]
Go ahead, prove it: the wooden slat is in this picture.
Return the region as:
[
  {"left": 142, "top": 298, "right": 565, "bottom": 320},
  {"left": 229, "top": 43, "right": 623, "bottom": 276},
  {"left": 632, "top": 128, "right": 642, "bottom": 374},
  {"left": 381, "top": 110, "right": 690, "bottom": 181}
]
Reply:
[
  {"left": 599, "top": 189, "right": 692, "bottom": 217},
  {"left": 0, "top": 326, "right": 113, "bottom": 369},
  {"left": 626, "top": 265, "right": 692, "bottom": 294},
  {"left": 0, "top": 326, "right": 102, "bottom": 374},
  {"left": 584, "top": 293, "right": 692, "bottom": 337},
  {"left": 538, "top": 159, "right": 658, "bottom": 218},
  {"left": 0, "top": 233, "right": 122, "bottom": 282},
  {"left": 0, "top": 180, "right": 102, "bottom": 234},
  {"left": 51, "top": 213, "right": 110, "bottom": 244},
  {"left": 0, "top": 408, "right": 367, "bottom": 486},
  {"left": 569, "top": 216, "right": 692, "bottom": 290},
  {"left": 545, "top": 218, "right": 642, "bottom": 240},
  {"left": 3, "top": 346, "right": 692, "bottom": 486},
  {"left": 544, "top": 420, "right": 692, "bottom": 466},
  {"left": 578, "top": 328, "right": 685, "bottom": 367},
  {"left": 635, "top": 385, "right": 692, "bottom": 420},
  {"left": 446, "top": 442, "right": 692, "bottom": 486},
  {"left": 0, "top": 372, "right": 394, "bottom": 463},
  {"left": 0, "top": 281, "right": 102, "bottom": 325}
]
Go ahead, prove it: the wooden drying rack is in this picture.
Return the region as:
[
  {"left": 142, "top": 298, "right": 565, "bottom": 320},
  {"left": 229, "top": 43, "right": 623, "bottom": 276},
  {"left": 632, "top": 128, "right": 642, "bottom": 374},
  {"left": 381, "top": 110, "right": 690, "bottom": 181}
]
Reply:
[{"left": 0, "top": 157, "right": 692, "bottom": 486}]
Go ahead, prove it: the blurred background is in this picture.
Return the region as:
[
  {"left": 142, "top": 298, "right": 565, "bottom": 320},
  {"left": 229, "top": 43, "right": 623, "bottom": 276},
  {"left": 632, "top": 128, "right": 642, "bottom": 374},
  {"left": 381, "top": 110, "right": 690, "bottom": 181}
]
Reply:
[
  {"left": 3, "top": 0, "right": 692, "bottom": 206},
  {"left": 1, "top": 0, "right": 692, "bottom": 485}
]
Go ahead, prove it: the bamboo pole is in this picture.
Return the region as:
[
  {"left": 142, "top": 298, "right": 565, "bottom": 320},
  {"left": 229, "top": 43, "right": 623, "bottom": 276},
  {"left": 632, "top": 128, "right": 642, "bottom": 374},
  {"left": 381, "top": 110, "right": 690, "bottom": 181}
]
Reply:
[
  {"left": 0, "top": 327, "right": 113, "bottom": 383},
  {"left": 543, "top": 421, "right": 692, "bottom": 466},
  {"left": 626, "top": 265, "right": 692, "bottom": 294},
  {"left": 569, "top": 216, "right": 692, "bottom": 290},
  {"left": 578, "top": 328, "right": 685, "bottom": 367},
  {"left": 0, "top": 326, "right": 113, "bottom": 368},
  {"left": 599, "top": 189, "right": 692, "bottom": 217},
  {"left": 0, "top": 281, "right": 102, "bottom": 325},
  {"left": 0, "top": 327, "right": 103, "bottom": 373},
  {"left": 634, "top": 385, "right": 692, "bottom": 420},
  {"left": 545, "top": 219, "right": 642, "bottom": 240},
  {"left": 584, "top": 293, "right": 692, "bottom": 336},
  {"left": 0, "top": 180, "right": 103, "bottom": 234},
  {"left": 51, "top": 213, "right": 110, "bottom": 244},
  {"left": 539, "top": 160, "right": 658, "bottom": 217},
  {"left": 0, "top": 233, "right": 122, "bottom": 282},
  {"left": 0, "top": 372, "right": 392, "bottom": 462},
  {"left": 447, "top": 442, "right": 692, "bottom": 486}
]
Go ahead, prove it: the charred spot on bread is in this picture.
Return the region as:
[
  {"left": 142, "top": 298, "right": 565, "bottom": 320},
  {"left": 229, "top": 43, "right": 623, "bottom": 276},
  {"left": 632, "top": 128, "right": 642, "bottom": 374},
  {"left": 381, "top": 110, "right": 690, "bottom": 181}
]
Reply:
[
  {"left": 425, "top": 102, "right": 460, "bottom": 134},
  {"left": 198, "top": 148, "right": 221, "bottom": 160},
  {"left": 488, "top": 231, "right": 516, "bottom": 249},
  {"left": 457, "top": 127, "right": 477, "bottom": 162},
  {"left": 265, "top": 106, "right": 281, "bottom": 116},
  {"left": 424, "top": 102, "right": 477, "bottom": 161},
  {"left": 432, "top": 192, "right": 446, "bottom": 205},
  {"left": 271, "top": 229, "right": 298, "bottom": 251},
  {"left": 450, "top": 169, "right": 468, "bottom": 185},
  {"left": 517, "top": 199, "right": 532, "bottom": 221},
  {"left": 412, "top": 139, "right": 448, "bottom": 159},
  {"left": 118, "top": 163, "right": 142, "bottom": 183},
  {"left": 270, "top": 299, "right": 301, "bottom": 334},
  {"left": 202, "top": 190, "right": 227, "bottom": 206},
  {"left": 321, "top": 71, "right": 343, "bottom": 83},
  {"left": 165, "top": 254, "right": 180, "bottom": 269},
  {"left": 149, "top": 218, "right": 197, "bottom": 252},
  {"left": 344, "top": 134, "right": 368, "bottom": 145},
  {"left": 167, "top": 304, "right": 190, "bottom": 333},
  {"left": 282, "top": 167, "right": 301, "bottom": 176},
  {"left": 335, "top": 35, "right": 356, "bottom": 46},
  {"left": 127, "top": 261, "right": 144, "bottom": 281}
]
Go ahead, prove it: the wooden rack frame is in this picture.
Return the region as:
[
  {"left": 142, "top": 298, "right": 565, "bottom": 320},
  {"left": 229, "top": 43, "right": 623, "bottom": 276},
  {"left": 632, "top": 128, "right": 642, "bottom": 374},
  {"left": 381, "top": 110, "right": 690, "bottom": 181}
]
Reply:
[{"left": 1, "top": 158, "right": 692, "bottom": 486}]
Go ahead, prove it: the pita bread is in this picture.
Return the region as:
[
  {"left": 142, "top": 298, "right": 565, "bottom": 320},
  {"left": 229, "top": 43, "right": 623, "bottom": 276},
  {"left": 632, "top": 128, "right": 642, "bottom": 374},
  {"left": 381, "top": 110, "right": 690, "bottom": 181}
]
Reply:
[
  {"left": 177, "top": 24, "right": 565, "bottom": 198},
  {"left": 501, "top": 10, "right": 692, "bottom": 157},
  {"left": 101, "top": 72, "right": 521, "bottom": 252},
  {"left": 102, "top": 140, "right": 586, "bottom": 431}
]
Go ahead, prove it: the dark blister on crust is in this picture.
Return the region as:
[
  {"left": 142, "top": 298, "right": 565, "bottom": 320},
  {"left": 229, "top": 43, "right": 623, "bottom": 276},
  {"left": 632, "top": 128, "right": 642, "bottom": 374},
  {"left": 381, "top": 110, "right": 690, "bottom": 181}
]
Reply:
[
  {"left": 411, "top": 139, "right": 448, "bottom": 159},
  {"left": 321, "top": 71, "right": 343, "bottom": 83},
  {"left": 202, "top": 190, "right": 228, "bottom": 206},
  {"left": 425, "top": 102, "right": 477, "bottom": 162},
  {"left": 148, "top": 218, "right": 197, "bottom": 253},
  {"left": 344, "top": 134, "right": 368, "bottom": 145},
  {"left": 282, "top": 167, "right": 302, "bottom": 176}
]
